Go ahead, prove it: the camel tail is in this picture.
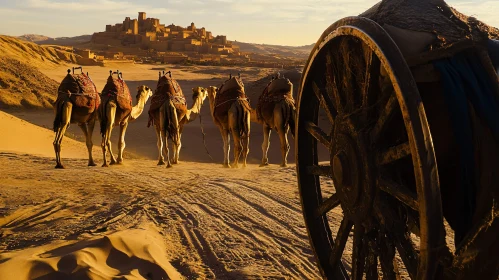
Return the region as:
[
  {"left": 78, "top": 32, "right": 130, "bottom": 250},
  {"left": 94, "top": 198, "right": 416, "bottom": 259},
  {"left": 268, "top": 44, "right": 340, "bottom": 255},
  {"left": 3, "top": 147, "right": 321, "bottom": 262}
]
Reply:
[
  {"left": 163, "top": 101, "right": 179, "bottom": 142},
  {"left": 53, "top": 100, "right": 65, "bottom": 132},
  {"left": 100, "top": 99, "right": 109, "bottom": 137},
  {"left": 239, "top": 101, "right": 250, "bottom": 138}
]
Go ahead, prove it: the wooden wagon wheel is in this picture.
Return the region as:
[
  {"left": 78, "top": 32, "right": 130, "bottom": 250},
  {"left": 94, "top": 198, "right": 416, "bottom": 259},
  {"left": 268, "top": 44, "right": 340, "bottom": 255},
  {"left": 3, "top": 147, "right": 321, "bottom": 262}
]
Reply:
[{"left": 296, "top": 17, "right": 446, "bottom": 279}]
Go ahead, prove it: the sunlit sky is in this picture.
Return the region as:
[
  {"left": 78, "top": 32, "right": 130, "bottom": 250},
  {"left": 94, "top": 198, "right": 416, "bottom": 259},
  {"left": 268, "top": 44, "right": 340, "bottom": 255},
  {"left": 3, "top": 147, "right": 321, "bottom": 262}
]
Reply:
[{"left": 0, "top": 0, "right": 497, "bottom": 46}]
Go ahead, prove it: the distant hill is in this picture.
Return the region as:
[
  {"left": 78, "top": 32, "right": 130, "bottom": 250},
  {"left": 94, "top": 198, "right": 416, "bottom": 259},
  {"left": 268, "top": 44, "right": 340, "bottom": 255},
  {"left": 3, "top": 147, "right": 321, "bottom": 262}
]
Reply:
[
  {"left": 0, "top": 35, "right": 80, "bottom": 109},
  {"left": 18, "top": 34, "right": 312, "bottom": 58},
  {"left": 18, "top": 34, "right": 92, "bottom": 46},
  {"left": 18, "top": 34, "right": 52, "bottom": 42},
  {"left": 236, "top": 42, "right": 313, "bottom": 59}
]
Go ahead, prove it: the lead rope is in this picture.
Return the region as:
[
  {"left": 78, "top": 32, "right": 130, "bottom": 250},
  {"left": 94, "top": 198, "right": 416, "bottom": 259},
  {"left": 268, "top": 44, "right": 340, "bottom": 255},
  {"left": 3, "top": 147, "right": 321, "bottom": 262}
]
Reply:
[{"left": 199, "top": 113, "right": 215, "bottom": 162}]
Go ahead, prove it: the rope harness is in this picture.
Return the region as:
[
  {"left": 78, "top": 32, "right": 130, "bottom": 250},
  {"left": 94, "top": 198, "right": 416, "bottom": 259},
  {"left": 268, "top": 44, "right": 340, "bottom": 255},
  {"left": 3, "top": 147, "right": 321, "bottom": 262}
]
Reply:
[{"left": 199, "top": 113, "right": 215, "bottom": 162}]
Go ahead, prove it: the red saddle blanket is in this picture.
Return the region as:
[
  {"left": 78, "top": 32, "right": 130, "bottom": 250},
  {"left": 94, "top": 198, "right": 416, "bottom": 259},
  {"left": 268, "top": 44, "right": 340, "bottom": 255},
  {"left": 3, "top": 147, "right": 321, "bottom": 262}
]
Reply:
[
  {"left": 57, "top": 73, "right": 100, "bottom": 112},
  {"left": 148, "top": 75, "right": 187, "bottom": 127},
  {"left": 101, "top": 76, "right": 132, "bottom": 111}
]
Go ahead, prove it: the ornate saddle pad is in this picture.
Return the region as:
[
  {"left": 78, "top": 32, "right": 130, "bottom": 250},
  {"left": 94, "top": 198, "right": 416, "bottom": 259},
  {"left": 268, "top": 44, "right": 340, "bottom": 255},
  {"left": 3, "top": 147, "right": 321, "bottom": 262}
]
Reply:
[
  {"left": 148, "top": 75, "right": 186, "bottom": 127},
  {"left": 101, "top": 76, "right": 132, "bottom": 111},
  {"left": 257, "top": 77, "right": 295, "bottom": 121},
  {"left": 213, "top": 77, "right": 249, "bottom": 122},
  {"left": 57, "top": 73, "right": 100, "bottom": 112}
]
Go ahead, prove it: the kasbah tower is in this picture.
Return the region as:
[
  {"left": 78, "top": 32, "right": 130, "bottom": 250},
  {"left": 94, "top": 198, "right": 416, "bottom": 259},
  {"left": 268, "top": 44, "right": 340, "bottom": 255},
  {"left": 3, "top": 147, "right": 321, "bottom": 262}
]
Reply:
[{"left": 91, "top": 12, "right": 238, "bottom": 54}]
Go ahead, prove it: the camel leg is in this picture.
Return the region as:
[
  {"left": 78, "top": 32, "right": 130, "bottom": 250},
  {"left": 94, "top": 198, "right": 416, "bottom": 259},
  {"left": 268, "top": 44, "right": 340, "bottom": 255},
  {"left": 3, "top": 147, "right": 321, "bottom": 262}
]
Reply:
[
  {"left": 173, "top": 125, "right": 183, "bottom": 164},
  {"left": 163, "top": 132, "right": 172, "bottom": 168},
  {"left": 242, "top": 135, "right": 249, "bottom": 168},
  {"left": 231, "top": 130, "right": 242, "bottom": 168},
  {"left": 159, "top": 107, "right": 172, "bottom": 168},
  {"left": 79, "top": 120, "right": 96, "bottom": 166},
  {"left": 277, "top": 126, "right": 290, "bottom": 167},
  {"left": 219, "top": 127, "right": 231, "bottom": 168},
  {"left": 155, "top": 124, "right": 165, "bottom": 165},
  {"left": 101, "top": 103, "right": 117, "bottom": 167},
  {"left": 116, "top": 121, "right": 128, "bottom": 164},
  {"left": 53, "top": 102, "right": 72, "bottom": 169},
  {"left": 260, "top": 125, "right": 271, "bottom": 167}
]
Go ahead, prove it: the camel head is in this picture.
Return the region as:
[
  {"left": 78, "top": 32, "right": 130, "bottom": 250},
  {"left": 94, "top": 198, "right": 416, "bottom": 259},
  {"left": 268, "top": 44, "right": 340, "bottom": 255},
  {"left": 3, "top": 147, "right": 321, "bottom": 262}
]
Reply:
[
  {"left": 206, "top": 86, "right": 218, "bottom": 102},
  {"left": 192, "top": 87, "right": 208, "bottom": 104},
  {"left": 136, "top": 85, "right": 153, "bottom": 101}
]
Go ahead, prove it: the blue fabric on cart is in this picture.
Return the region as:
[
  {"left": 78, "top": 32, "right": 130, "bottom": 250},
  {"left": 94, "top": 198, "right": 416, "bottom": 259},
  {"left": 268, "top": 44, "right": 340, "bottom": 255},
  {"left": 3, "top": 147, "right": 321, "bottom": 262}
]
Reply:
[
  {"left": 433, "top": 52, "right": 499, "bottom": 243},
  {"left": 488, "top": 39, "right": 499, "bottom": 69}
]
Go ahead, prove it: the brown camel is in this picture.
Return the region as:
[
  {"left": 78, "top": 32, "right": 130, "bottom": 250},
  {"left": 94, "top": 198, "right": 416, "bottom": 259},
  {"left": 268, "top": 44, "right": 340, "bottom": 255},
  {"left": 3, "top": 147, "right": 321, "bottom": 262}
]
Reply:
[
  {"left": 99, "top": 71, "right": 152, "bottom": 167},
  {"left": 148, "top": 72, "right": 208, "bottom": 167},
  {"left": 252, "top": 74, "right": 295, "bottom": 167},
  {"left": 206, "top": 75, "right": 251, "bottom": 168},
  {"left": 53, "top": 68, "right": 100, "bottom": 169}
]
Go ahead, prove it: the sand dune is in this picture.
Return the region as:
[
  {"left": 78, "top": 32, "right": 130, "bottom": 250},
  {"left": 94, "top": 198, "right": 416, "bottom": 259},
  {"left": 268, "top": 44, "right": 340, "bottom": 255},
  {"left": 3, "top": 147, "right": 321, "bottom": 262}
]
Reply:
[
  {"left": 0, "top": 110, "right": 100, "bottom": 159},
  {"left": 0, "top": 227, "right": 182, "bottom": 280}
]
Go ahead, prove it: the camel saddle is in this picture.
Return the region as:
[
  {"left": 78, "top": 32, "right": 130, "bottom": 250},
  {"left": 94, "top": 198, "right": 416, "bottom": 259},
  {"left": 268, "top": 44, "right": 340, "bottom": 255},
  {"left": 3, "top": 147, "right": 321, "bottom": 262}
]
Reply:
[
  {"left": 57, "top": 73, "right": 100, "bottom": 113},
  {"left": 147, "top": 75, "right": 187, "bottom": 127},
  {"left": 213, "top": 76, "right": 251, "bottom": 124},
  {"left": 257, "top": 77, "right": 295, "bottom": 122},
  {"left": 100, "top": 76, "right": 132, "bottom": 111}
]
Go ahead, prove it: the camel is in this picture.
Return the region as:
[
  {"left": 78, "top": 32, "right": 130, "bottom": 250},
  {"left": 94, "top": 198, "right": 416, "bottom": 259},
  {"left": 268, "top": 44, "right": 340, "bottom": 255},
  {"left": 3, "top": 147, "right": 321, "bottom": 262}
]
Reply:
[
  {"left": 206, "top": 75, "right": 251, "bottom": 168},
  {"left": 99, "top": 71, "right": 152, "bottom": 167},
  {"left": 53, "top": 68, "right": 100, "bottom": 169},
  {"left": 148, "top": 72, "right": 208, "bottom": 167},
  {"left": 252, "top": 74, "right": 296, "bottom": 167}
]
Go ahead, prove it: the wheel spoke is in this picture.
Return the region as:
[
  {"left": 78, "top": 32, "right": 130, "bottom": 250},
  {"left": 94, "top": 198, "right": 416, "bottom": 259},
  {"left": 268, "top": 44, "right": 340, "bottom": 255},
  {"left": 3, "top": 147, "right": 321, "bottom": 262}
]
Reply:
[
  {"left": 312, "top": 81, "right": 336, "bottom": 124},
  {"left": 326, "top": 52, "right": 343, "bottom": 114},
  {"left": 378, "top": 178, "right": 419, "bottom": 211},
  {"left": 305, "top": 121, "right": 330, "bottom": 148},
  {"left": 365, "top": 238, "right": 379, "bottom": 280},
  {"left": 361, "top": 48, "right": 381, "bottom": 108},
  {"left": 379, "top": 233, "right": 402, "bottom": 280},
  {"left": 378, "top": 142, "right": 412, "bottom": 165},
  {"left": 351, "top": 224, "right": 366, "bottom": 280},
  {"left": 329, "top": 217, "right": 353, "bottom": 270},
  {"left": 393, "top": 231, "right": 418, "bottom": 279},
  {"left": 371, "top": 94, "right": 397, "bottom": 141},
  {"left": 316, "top": 193, "right": 341, "bottom": 217},
  {"left": 338, "top": 38, "right": 356, "bottom": 112},
  {"left": 307, "top": 165, "right": 332, "bottom": 177}
]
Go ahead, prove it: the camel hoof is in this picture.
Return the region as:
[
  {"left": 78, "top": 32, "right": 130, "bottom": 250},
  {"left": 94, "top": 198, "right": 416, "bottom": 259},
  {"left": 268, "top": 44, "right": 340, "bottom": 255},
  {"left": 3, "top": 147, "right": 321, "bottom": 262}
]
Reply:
[
  {"left": 166, "top": 164, "right": 173, "bottom": 168},
  {"left": 88, "top": 162, "right": 97, "bottom": 167},
  {"left": 110, "top": 161, "right": 117, "bottom": 165},
  {"left": 259, "top": 163, "right": 269, "bottom": 167},
  {"left": 102, "top": 164, "right": 109, "bottom": 167},
  {"left": 157, "top": 161, "right": 165, "bottom": 166},
  {"left": 223, "top": 164, "right": 231, "bottom": 168},
  {"left": 55, "top": 164, "right": 65, "bottom": 169},
  {"left": 280, "top": 164, "right": 288, "bottom": 167}
]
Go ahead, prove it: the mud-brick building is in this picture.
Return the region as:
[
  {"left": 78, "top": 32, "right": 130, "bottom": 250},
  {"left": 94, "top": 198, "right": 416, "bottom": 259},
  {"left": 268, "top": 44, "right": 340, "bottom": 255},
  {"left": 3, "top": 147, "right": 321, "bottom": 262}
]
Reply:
[{"left": 91, "top": 12, "right": 238, "bottom": 55}]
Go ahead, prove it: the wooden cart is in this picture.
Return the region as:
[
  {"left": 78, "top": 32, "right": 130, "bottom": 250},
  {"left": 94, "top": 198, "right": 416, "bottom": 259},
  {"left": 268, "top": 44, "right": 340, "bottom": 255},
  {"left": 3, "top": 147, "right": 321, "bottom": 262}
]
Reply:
[{"left": 295, "top": 9, "right": 499, "bottom": 280}]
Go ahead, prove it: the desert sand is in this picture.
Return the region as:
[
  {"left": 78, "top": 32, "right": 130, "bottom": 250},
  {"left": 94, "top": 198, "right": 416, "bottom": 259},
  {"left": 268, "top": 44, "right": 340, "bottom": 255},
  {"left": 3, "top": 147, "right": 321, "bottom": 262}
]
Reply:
[{"left": 0, "top": 61, "right": 327, "bottom": 279}]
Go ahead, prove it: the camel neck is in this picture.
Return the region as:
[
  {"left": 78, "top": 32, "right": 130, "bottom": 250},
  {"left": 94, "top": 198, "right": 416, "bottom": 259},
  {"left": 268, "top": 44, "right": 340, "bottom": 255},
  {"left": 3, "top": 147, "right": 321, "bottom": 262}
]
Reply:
[{"left": 130, "top": 93, "right": 148, "bottom": 121}]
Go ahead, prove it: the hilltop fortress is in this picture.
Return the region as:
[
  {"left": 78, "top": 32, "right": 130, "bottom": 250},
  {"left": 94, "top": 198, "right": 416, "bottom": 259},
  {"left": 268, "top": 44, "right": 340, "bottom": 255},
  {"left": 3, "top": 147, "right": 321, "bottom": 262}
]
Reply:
[{"left": 91, "top": 12, "right": 239, "bottom": 54}]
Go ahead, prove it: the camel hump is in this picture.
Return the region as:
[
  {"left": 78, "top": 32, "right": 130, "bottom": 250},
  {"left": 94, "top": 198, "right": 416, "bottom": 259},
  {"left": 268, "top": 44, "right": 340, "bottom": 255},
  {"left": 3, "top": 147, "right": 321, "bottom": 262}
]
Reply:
[
  {"left": 101, "top": 76, "right": 132, "bottom": 111},
  {"left": 267, "top": 78, "right": 293, "bottom": 96},
  {"left": 218, "top": 76, "right": 244, "bottom": 96},
  {"left": 57, "top": 73, "right": 100, "bottom": 111}
]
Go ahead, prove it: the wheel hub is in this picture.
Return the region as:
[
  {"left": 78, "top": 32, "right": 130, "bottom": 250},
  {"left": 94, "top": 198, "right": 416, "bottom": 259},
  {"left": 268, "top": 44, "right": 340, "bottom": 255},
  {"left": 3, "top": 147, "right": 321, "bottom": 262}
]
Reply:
[{"left": 331, "top": 119, "right": 374, "bottom": 223}]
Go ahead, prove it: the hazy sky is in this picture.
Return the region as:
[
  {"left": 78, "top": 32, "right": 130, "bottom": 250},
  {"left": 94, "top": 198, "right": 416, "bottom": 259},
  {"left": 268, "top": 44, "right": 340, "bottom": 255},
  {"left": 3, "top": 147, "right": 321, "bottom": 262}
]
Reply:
[{"left": 0, "top": 0, "right": 497, "bottom": 46}]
